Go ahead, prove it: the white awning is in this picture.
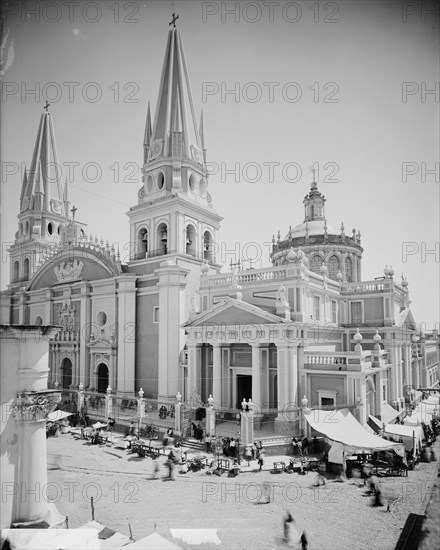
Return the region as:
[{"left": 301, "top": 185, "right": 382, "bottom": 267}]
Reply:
[
  {"left": 383, "top": 424, "right": 424, "bottom": 455},
  {"left": 47, "top": 410, "right": 72, "bottom": 422},
  {"left": 381, "top": 403, "right": 400, "bottom": 424},
  {"left": 304, "top": 408, "right": 404, "bottom": 455}
]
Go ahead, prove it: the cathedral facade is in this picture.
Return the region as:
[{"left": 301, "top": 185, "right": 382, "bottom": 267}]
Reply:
[{"left": 1, "top": 25, "right": 438, "bottom": 430}]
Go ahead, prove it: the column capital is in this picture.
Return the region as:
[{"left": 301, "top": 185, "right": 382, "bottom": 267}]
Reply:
[{"left": 12, "top": 390, "right": 61, "bottom": 423}]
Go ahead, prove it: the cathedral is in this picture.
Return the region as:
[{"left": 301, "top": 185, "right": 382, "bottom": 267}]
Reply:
[{"left": 1, "top": 23, "right": 438, "bottom": 432}]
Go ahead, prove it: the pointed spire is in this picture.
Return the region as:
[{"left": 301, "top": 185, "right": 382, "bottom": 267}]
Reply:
[
  {"left": 151, "top": 25, "right": 201, "bottom": 159},
  {"left": 172, "top": 87, "right": 182, "bottom": 132},
  {"left": 23, "top": 106, "right": 65, "bottom": 215},
  {"left": 63, "top": 176, "right": 70, "bottom": 216},
  {"left": 143, "top": 102, "right": 152, "bottom": 164},
  {"left": 19, "top": 167, "right": 28, "bottom": 211},
  {"left": 199, "top": 111, "right": 205, "bottom": 149}
]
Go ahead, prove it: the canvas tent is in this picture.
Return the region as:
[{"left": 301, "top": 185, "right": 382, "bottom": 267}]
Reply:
[
  {"left": 304, "top": 408, "right": 404, "bottom": 455},
  {"left": 404, "top": 400, "right": 437, "bottom": 426},
  {"left": 121, "top": 532, "right": 182, "bottom": 549},
  {"left": 383, "top": 424, "right": 424, "bottom": 457},
  {"left": 381, "top": 403, "right": 400, "bottom": 424}
]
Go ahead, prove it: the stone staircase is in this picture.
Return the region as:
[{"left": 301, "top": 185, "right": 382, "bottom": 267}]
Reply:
[{"left": 182, "top": 437, "right": 205, "bottom": 452}]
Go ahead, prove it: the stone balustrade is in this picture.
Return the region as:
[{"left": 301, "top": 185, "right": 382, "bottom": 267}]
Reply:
[
  {"left": 341, "top": 279, "right": 408, "bottom": 297},
  {"left": 304, "top": 350, "right": 390, "bottom": 372}
]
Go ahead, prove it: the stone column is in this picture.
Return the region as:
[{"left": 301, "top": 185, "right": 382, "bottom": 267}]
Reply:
[
  {"left": 79, "top": 284, "right": 91, "bottom": 389},
  {"left": 389, "top": 344, "right": 399, "bottom": 407},
  {"left": 156, "top": 262, "right": 189, "bottom": 403},
  {"left": 251, "top": 344, "right": 262, "bottom": 408},
  {"left": 212, "top": 344, "right": 222, "bottom": 408},
  {"left": 174, "top": 392, "right": 182, "bottom": 434},
  {"left": 396, "top": 344, "right": 403, "bottom": 405},
  {"left": 186, "top": 343, "right": 199, "bottom": 400},
  {"left": 356, "top": 378, "right": 368, "bottom": 426},
  {"left": 7, "top": 327, "right": 61, "bottom": 526},
  {"left": 405, "top": 344, "right": 413, "bottom": 389}
]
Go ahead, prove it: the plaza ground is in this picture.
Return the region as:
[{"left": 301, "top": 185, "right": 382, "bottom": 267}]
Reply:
[{"left": 46, "top": 435, "right": 439, "bottom": 550}]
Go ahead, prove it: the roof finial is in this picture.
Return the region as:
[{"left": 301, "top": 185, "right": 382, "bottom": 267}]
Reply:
[
  {"left": 169, "top": 12, "right": 179, "bottom": 27},
  {"left": 44, "top": 100, "right": 50, "bottom": 112},
  {"left": 309, "top": 164, "right": 318, "bottom": 190}
]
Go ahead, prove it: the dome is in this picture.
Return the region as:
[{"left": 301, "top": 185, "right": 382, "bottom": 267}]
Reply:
[{"left": 284, "top": 219, "right": 339, "bottom": 240}]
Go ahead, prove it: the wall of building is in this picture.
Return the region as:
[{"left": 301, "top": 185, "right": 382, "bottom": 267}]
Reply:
[{"left": 135, "top": 293, "right": 159, "bottom": 397}]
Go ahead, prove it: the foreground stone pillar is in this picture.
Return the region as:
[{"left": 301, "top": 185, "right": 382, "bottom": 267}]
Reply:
[{"left": 11, "top": 342, "right": 62, "bottom": 525}]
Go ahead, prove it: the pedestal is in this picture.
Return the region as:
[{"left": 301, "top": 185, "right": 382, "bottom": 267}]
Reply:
[
  {"left": 206, "top": 406, "right": 216, "bottom": 436},
  {"left": 240, "top": 411, "right": 254, "bottom": 446}
]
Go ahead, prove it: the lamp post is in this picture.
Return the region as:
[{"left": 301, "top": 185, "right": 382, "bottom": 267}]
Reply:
[{"left": 137, "top": 388, "right": 145, "bottom": 440}]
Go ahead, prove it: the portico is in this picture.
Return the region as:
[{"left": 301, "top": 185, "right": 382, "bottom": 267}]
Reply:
[{"left": 183, "top": 298, "right": 301, "bottom": 427}]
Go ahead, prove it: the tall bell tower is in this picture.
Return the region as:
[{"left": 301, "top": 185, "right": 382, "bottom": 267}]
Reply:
[
  {"left": 8, "top": 104, "right": 71, "bottom": 287},
  {"left": 127, "top": 20, "right": 222, "bottom": 271}
]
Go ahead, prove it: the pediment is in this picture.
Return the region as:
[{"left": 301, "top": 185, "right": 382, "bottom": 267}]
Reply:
[
  {"left": 184, "top": 298, "right": 284, "bottom": 328},
  {"left": 400, "top": 309, "right": 417, "bottom": 330}
]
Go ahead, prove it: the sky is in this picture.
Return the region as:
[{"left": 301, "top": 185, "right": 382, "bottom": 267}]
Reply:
[{"left": 1, "top": 0, "right": 439, "bottom": 329}]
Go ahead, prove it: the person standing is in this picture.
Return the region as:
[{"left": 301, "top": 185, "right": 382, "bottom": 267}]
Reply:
[
  {"left": 302, "top": 437, "right": 309, "bottom": 456},
  {"left": 258, "top": 449, "right": 266, "bottom": 471},
  {"left": 292, "top": 438, "right": 298, "bottom": 455},
  {"left": 152, "top": 458, "right": 160, "bottom": 480}
]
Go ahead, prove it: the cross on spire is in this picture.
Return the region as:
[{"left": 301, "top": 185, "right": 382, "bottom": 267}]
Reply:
[
  {"left": 169, "top": 12, "right": 179, "bottom": 27},
  {"left": 44, "top": 100, "right": 50, "bottom": 112},
  {"left": 71, "top": 205, "right": 77, "bottom": 220}
]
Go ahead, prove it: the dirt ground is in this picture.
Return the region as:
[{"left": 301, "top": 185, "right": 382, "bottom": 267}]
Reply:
[{"left": 46, "top": 435, "right": 439, "bottom": 549}]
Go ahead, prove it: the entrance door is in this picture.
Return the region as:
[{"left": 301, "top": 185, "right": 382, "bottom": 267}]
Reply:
[
  {"left": 97, "top": 363, "right": 109, "bottom": 393},
  {"left": 62, "top": 358, "right": 72, "bottom": 389},
  {"left": 236, "top": 374, "right": 252, "bottom": 409}
]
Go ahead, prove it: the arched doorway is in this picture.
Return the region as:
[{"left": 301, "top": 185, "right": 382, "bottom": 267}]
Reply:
[
  {"left": 62, "top": 358, "right": 72, "bottom": 389},
  {"left": 97, "top": 363, "right": 109, "bottom": 393}
]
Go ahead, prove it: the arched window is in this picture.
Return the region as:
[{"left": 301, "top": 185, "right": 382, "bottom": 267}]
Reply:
[
  {"left": 137, "top": 228, "right": 148, "bottom": 259},
  {"left": 328, "top": 255, "right": 340, "bottom": 281},
  {"left": 13, "top": 261, "right": 20, "bottom": 281},
  {"left": 157, "top": 222, "right": 168, "bottom": 255},
  {"left": 186, "top": 224, "right": 196, "bottom": 257},
  {"left": 310, "top": 255, "right": 323, "bottom": 274},
  {"left": 203, "top": 231, "right": 213, "bottom": 262},
  {"left": 23, "top": 258, "right": 30, "bottom": 280},
  {"left": 345, "top": 256, "right": 353, "bottom": 283}
]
